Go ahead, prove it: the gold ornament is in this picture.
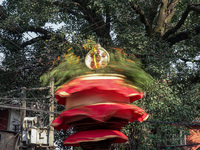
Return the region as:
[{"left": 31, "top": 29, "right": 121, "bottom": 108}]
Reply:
[{"left": 85, "top": 44, "right": 110, "bottom": 70}]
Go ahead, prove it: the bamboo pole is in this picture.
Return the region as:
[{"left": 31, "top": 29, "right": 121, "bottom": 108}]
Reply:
[{"left": 48, "top": 78, "right": 55, "bottom": 148}]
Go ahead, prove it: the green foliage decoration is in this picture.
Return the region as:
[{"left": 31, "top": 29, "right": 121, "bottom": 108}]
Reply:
[{"left": 40, "top": 40, "right": 153, "bottom": 91}]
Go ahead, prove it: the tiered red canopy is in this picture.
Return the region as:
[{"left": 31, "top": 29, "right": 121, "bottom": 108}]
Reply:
[
  {"left": 52, "top": 74, "right": 148, "bottom": 147},
  {"left": 63, "top": 129, "right": 128, "bottom": 146},
  {"left": 55, "top": 74, "right": 143, "bottom": 105},
  {"left": 52, "top": 103, "right": 148, "bottom": 131}
]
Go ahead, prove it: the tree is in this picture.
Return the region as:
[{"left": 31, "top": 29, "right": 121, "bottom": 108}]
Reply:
[{"left": 0, "top": 0, "right": 199, "bottom": 149}]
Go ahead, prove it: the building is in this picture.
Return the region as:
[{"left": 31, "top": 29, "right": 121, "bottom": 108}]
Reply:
[{"left": 0, "top": 109, "right": 20, "bottom": 150}]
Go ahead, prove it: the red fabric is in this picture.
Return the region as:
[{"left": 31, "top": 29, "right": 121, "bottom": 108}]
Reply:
[
  {"left": 52, "top": 103, "right": 148, "bottom": 131},
  {"left": 53, "top": 118, "right": 128, "bottom": 131},
  {"left": 63, "top": 129, "right": 128, "bottom": 146},
  {"left": 51, "top": 116, "right": 70, "bottom": 131},
  {"left": 72, "top": 118, "right": 129, "bottom": 131},
  {"left": 64, "top": 89, "right": 131, "bottom": 110},
  {"left": 55, "top": 77, "right": 143, "bottom": 105}
]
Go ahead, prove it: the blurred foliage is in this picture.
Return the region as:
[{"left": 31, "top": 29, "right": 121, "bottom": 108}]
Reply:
[{"left": 40, "top": 40, "right": 153, "bottom": 91}]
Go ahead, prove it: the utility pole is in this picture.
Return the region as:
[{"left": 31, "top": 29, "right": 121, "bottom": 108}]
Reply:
[
  {"left": 49, "top": 78, "right": 54, "bottom": 148},
  {"left": 20, "top": 87, "right": 26, "bottom": 149}
]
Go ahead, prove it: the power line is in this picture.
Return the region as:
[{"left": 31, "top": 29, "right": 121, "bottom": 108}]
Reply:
[
  {"left": 0, "top": 104, "right": 59, "bottom": 114},
  {"left": 143, "top": 120, "right": 200, "bottom": 126},
  {"left": 0, "top": 103, "right": 199, "bottom": 126},
  {"left": 0, "top": 47, "right": 187, "bottom": 69},
  {"left": 0, "top": 4, "right": 115, "bottom": 54},
  {"left": 1, "top": 7, "right": 194, "bottom": 68},
  {"left": 0, "top": 14, "right": 51, "bottom": 51},
  {"left": 160, "top": 143, "right": 200, "bottom": 149},
  {"left": 0, "top": 36, "right": 24, "bottom": 50}
]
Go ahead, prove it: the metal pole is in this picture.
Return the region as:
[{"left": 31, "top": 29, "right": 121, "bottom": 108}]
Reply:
[{"left": 20, "top": 87, "right": 26, "bottom": 149}]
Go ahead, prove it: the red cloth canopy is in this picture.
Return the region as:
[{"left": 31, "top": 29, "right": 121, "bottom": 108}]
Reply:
[
  {"left": 52, "top": 103, "right": 148, "bottom": 131},
  {"left": 52, "top": 74, "right": 148, "bottom": 147},
  {"left": 55, "top": 75, "right": 143, "bottom": 105},
  {"left": 63, "top": 129, "right": 128, "bottom": 146}
]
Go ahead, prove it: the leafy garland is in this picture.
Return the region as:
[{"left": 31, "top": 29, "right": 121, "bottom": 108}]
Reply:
[{"left": 40, "top": 40, "right": 153, "bottom": 91}]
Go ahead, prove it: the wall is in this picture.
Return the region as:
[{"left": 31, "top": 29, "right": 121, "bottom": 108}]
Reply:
[
  {"left": 0, "top": 130, "right": 19, "bottom": 150},
  {"left": 0, "top": 109, "right": 20, "bottom": 132},
  {"left": 8, "top": 109, "right": 20, "bottom": 132}
]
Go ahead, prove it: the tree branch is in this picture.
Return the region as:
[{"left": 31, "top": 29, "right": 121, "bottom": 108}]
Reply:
[
  {"left": 190, "top": 75, "right": 200, "bottom": 83},
  {"left": 190, "top": 5, "right": 200, "bottom": 13},
  {"left": 0, "top": 35, "right": 22, "bottom": 51},
  {"left": 52, "top": 1, "right": 87, "bottom": 18},
  {"left": 164, "top": 8, "right": 176, "bottom": 24},
  {"left": 164, "top": 0, "right": 179, "bottom": 24},
  {"left": 166, "top": 25, "right": 200, "bottom": 45},
  {"left": 148, "top": 0, "right": 160, "bottom": 26},
  {"left": 73, "top": 2, "right": 95, "bottom": 22},
  {"left": 52, "top": 1, "right": 112, "bottom": 41},
  {"left": 58, "top": 1, "right": 96, "bottom": 27},
  {"left": 0, "top": 5, "right": 6, "bottom": 20},
  {"left": 74, "top": 1, "right": 112, "bottom": 40},
  {"left": 21, "top": 36, "right": 48, "bottom": 48},
  {"left": 75, "top": 1, "right": 104, "bottom": 31},
  {"left": 154, "top": 0, "right": 168, "bottom": 36},
  {"left": 0, "top": 11, "right": 65, "bottom": 46},
  {"left": 163, "top": 4, "right": 200, "bottom": 39},
  {"left": 129, "top": 1, "right": 151, "bottom": 34},
  {"left": 27, "top": 26, "right": 51, "bottom": 36},
  {"left": 105, "top": 4, "right": 111, "bottom": 36},
  {"left": 168, "top": 0, "right": 179, "bottom": 10},
  {"left": 180, "top": 58, "right": 200, "bottom": 63},
  {"left": 0, "top": 6, "right": 53, "bottom": 36}
]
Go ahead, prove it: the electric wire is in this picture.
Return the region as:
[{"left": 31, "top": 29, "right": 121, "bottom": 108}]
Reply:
[
  {"left": 0, "top": 4, "right": 114, "bottom": 52},
  {"left": 0, "top": 3, "right": 199, "bottom": 149},
  {"left": 1, "top": 9, "right": 195, "bottom": 68},
  {"left": 0, "top": 1, "right": 199, "bottom": 120},
  {"left": 0, "top": 104, "right": 58, "bottom": 114},
  {"left": 0, "top": 101, "right": 199, "bottom": 126}
]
